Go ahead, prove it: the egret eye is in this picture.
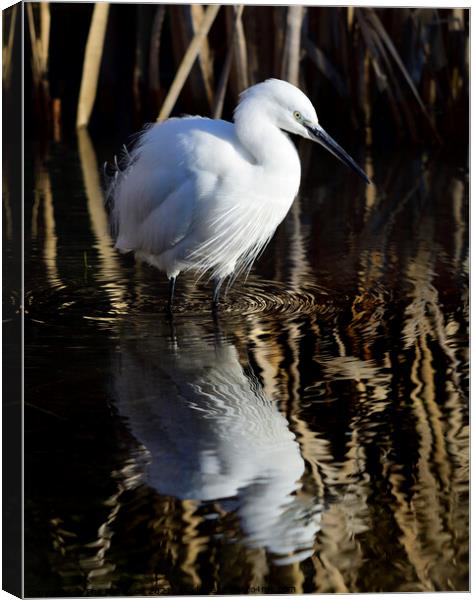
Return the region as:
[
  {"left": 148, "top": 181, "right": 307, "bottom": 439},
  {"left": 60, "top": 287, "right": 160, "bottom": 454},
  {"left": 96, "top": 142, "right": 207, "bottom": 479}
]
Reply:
[{"left": 293, "top": 111, "right": 302, "bottom": 121}]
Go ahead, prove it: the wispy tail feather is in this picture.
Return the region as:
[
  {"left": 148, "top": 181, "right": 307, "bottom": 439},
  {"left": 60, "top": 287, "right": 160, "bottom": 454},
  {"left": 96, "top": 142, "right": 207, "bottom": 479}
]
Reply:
[{"left": 103, "top": 145, "right": 135, "bottom": 239}]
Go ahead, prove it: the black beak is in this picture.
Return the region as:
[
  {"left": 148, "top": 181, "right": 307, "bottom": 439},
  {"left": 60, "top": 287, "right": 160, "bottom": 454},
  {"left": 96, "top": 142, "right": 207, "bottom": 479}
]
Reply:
[{"left": 305, "top": 124, "right": 371, "bottom": 185}]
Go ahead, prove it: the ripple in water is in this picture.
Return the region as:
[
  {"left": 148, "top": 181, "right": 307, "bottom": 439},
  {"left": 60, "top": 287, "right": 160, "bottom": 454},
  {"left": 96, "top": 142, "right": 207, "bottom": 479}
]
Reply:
[
  {"left": 145, "top": 278, "right": 343, "bottom": 318},
  {"left": 215, "top": 280, "right": 338, "bottom": 317},
  {"left": 26, "top": 277, "right": 347, "bottom": 323}
]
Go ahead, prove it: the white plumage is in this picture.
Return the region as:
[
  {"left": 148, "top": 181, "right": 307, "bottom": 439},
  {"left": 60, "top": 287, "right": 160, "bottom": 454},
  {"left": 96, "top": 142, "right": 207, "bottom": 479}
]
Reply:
[{"left": 109, "top": 78, "right": 369, "bottom": 307}]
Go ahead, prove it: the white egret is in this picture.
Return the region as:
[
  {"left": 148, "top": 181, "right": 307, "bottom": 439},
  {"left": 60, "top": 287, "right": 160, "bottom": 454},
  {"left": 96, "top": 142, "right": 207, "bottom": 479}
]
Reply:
[{"left": 109, "top": 78, "right": 370, "bottom": 309}]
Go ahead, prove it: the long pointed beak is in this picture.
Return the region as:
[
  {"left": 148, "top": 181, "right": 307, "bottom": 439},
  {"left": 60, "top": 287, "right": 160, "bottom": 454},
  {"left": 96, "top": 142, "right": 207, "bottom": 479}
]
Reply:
[{"left": 305, "top": 123, "right": 371, "bottom": 185}]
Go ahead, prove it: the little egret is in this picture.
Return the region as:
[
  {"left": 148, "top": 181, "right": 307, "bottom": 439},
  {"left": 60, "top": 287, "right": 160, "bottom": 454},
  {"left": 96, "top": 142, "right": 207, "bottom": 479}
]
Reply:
[{"left": 109, "top": 78, "right": 370, "bottom": 309}]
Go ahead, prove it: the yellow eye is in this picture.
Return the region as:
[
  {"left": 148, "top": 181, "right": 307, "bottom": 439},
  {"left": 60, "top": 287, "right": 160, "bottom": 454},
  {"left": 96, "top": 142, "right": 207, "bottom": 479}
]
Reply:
[{"left": 293, "top": 111, "right": 302, "bottom": 121}]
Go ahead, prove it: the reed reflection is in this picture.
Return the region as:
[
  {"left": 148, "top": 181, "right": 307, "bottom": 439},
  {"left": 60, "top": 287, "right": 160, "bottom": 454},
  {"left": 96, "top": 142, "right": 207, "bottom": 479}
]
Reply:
[
  {"left": 31, "top": 158, "right": 63, "bottom": 289},
  {"left": 78, "top": 128, "right": 128, "bottom": 312}
]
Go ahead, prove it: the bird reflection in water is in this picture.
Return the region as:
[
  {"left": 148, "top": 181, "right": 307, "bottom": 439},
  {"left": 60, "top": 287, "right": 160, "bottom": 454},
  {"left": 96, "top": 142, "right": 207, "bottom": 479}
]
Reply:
[{"left": 113, "top": 317, "right": 323, "bottom": 565}]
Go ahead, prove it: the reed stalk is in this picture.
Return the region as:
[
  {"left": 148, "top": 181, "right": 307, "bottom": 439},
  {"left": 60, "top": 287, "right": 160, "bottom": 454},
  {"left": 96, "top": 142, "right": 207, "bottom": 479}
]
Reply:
[
  {"left": 212, "top": 5, "right": 245, "bottom": 119},
  {"left": 281, "top": 5, "right": 305, "bottom": 86},
  {"left": 26, "top": 3, "right": 42, "bottom": 88},
  {"left": 158, "top": 4, "right": 220, "bottom": 121},
  {"left": 26, "top": 2, "right": 51, "bottom": 133},
  {"left": 225, "top": 4, "right": 248, "bottom": 96},
  {"left": 148, "top": 5, "right": 166, "bottom": 96},
  {"left": 76, "top": 2, "right": 110, "bottom": 129},
  {"left": 3, "top": 4, "right": 18, "bottom": 89}
]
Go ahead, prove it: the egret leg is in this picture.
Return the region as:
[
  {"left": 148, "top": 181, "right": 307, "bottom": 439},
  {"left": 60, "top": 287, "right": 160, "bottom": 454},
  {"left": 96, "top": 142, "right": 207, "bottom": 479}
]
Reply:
[
  {"left": 212, "top": 308, "right": 223, "bottom": 341},
  {"left": 165, "top": 311, "right": 178, "bottom": 348},
  {"left": 167, "top": 276, "right": 177, "bottom": 312},
  {"left": 212, "top": 278, "right": 223, "bottom": 311}
]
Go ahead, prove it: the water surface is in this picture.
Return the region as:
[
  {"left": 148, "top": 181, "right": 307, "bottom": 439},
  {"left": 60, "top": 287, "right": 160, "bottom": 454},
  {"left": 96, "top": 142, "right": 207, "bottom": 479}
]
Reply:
[{"left": 22, "top": 134, "right": 468, "bottom": 595}]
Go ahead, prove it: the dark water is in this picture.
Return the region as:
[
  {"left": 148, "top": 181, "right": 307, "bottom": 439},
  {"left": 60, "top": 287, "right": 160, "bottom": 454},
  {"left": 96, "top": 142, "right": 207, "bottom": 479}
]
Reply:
[{"left": 19, "top": 132, "right": 468, "bottom": 595}]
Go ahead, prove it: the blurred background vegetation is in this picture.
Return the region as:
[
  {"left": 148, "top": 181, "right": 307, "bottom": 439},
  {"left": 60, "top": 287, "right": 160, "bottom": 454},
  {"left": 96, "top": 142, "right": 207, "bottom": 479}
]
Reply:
[{"left": 15, "top": 3, "right": 468, "bottom": 152}]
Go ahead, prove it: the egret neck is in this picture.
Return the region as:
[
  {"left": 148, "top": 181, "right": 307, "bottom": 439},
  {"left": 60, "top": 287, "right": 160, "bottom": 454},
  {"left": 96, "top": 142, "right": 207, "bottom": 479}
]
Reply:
[{"left": 234, "top": 97, "right": 302, "bottom": 187}]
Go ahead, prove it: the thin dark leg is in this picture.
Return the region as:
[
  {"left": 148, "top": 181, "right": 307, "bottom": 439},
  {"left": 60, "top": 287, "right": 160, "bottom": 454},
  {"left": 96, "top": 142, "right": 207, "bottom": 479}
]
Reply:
[
  {"left": 212, "top": 280, "right": 224, "bottom": 337},
  {"left": 165, "top": 311, "right": 177, "bottom": 346},
  {"left": 212, "top": 278, "right": 223, "bottom": 311},
  {"left": 167, "top": 276, "right": 176, "bottom": 312},
  {"left": 212, "top": 305, "right": 224, "bottom": 341}
]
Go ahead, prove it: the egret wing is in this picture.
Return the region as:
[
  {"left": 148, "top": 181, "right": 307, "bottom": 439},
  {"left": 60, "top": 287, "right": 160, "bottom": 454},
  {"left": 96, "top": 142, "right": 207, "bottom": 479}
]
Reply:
[
  {"left": 137, "top": 179, "right": 196, "bottom": 256},
  {"left": 112, "top": 117, "right": 248, "bottom": 261}
]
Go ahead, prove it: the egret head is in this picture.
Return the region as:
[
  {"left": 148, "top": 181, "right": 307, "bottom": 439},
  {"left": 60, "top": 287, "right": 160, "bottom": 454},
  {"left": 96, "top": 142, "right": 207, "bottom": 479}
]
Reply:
[{"left": 239, "top": 79, "right": 371, "bottom": 184}]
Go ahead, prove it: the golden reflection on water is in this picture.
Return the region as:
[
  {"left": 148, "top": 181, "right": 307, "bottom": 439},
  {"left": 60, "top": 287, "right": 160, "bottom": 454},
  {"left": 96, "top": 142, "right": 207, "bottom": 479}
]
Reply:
[
  {"left": 31, "top": 159, "right": 63, "bottom": 288},
  {"left": 77, "top": 128, "right": 128, "bottom": 312},
  {"left": 28, "top": 141, "right": 468, "bottom": 594}
]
